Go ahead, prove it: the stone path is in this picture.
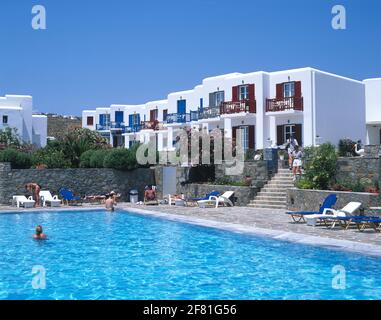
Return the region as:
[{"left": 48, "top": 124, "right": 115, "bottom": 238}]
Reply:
[{"left": 120, "top": 204, "right": 381, "bottom": 247}]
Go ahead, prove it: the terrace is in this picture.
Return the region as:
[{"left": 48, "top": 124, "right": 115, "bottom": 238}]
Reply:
[
  {"left": 166, "top": 113, "right": 190, "bottom": 124},
  {"left": 220, "top": 99, "right": 256, "bottom": 114},
  {"left": 266, "top": 96, "right": 304, "bottom": 112},
  {"left": 197, "top": 106, "right": 220, "bottom": 120}
]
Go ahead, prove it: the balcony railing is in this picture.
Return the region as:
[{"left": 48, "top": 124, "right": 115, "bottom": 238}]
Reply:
[
  {"left": 190, "top": 110, "right": 199, "bottom": 122},
  {"left": 140, "top": 120, "right": 164, "bottom": 131},
  {"left": 96, "top": 124, "right": 110, "bottom": 131},
  {"left": 220, "top": 100, "right": 256, "bottom": 114},
  {"left": 125, "top": 124, "right": 141, "bottom": 133},
  {"left": 198, "top": 106, "right": 220, "bottom": 120},
  {"left": 265, "top": 97, "right": 304, "bottom": 112},
  {"left": 166, "top": 113, "right": 190, "bottom": 124}
]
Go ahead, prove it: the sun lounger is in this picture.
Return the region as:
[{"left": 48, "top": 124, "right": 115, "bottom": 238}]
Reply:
[
  {"left": 345, "top": 216, "right": 381, "bottom": 232},
  {"left": 286, "top": 194, "right": 337, "bottom": 223},
  {"left": 305, "top": 202, "right": 362, "bottom": 227},
  {"left": 12, "top": 196, "right": 35, "bottom": 208},
  {"left": 40, "top": 190, "right": 61, "bottom": 207},
  {"left": 59, "top": 188, "right": 82, "bottom": 205},
  {"left": 197, "top": 191, "right": 235, "bottom": 208}
]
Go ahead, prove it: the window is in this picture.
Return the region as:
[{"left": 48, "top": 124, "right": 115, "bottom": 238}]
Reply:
[
  {"left": 131, "top": 114, "right": 140, "bottom": 126},
  {"left": 284, "top": 125, "right": 296, "bottom": 142},
  {"left": 284, "top": 82, "right": 295, "bottom": 98},
  {"left": 2, "top": 115, "right": 8, "bottom": 124},
  {"left": 163, "top": 109, "right": 168, "bottom": 121},
  {"left": 86, "top": 116, "right": 94, "bottom": 126},
  {"left": 210, "top": 91, "right": 225, "bottom": 107},
  {"left": 99, "top": 114, "right": 110, "bottom": 126},
  {"left": 239, "top": 85, "right": 249, "bottom": 100}
]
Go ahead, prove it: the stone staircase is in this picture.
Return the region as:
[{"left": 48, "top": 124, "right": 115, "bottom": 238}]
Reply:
[{"left": 248, "top": 168, "right": 294, "bottom": 209}]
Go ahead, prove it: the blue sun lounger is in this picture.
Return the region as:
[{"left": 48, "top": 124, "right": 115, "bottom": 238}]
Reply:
[
  {"left": 328, "top": 215, "right": 381, "bottom": 231},
  {"left": 286, "top": 194, "right": 337, "bottom": 223},
  {"left": 192, "top": 191, "right": 220, "bottom": 202},
  {"left": 59, "top": 188, "right": 83, "bottom": 205}
]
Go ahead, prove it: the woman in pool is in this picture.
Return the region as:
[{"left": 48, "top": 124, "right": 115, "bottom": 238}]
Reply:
[{"left": 33, "top": 225, "right": 47, "bottom": 240}]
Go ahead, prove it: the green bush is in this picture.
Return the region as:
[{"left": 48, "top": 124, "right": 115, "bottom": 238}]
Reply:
[
  {"left": 79, "top": 150, "right": 95, "bottom": 168},
  {"left": 0, "top": 148, "right": 32, "bottom": 169},
  {"left": 300, "top": 143, "right": 338, "bottom": 190},
  {"left": 32, "top": 149, "right": 71, "bottom": 169},
  {"left": 90, "top": 149, "right": 109, "bottom": 168},
  {"left": 338, "top": 139, "right": 356, "bottom": 157},
  {"left": 103, "top": 149, "right": 137, "bottom": 170}
]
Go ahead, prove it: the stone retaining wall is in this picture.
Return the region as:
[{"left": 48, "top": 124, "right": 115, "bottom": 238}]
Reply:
[
  {"left": 336, "top": 157, "right": 380, "bottom": 186},
  {"left": 0, "top": 163, "right": 155, "bottom": 204},
  {"left": 287, "top": 188, "right": 380, "bottom": 212},
  {"left": 178, "top": 183, "right": 259, "bottom": 206}
]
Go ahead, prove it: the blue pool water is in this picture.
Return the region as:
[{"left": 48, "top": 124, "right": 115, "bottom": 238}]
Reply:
[{"left": 0, "top": 209, "right": 380, "bottom": 300}]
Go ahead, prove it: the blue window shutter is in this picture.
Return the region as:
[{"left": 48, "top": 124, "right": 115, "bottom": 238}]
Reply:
[
  {"left": 177, "top": 100, "right": 186, "bottom": 114},
  {"left": 200, "top": 98, "right": 203, "bottom": 111},
  {"left": 137, "top": 114, "right": 141, "bottom": 126},
  {"left": 99, "top": 114, "right": 105, "bottom": 126},
  {"left": 115, "top": 111, "right": 124, "bottom": 123}
]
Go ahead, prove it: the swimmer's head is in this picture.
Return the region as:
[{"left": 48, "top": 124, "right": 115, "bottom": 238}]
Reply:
[{"left": 36, "top": 225, "right": 43, "bottom": 235}]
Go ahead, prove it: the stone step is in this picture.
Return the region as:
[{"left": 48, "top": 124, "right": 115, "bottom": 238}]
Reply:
[
  {"left": 257, "top": 191, "right": 287, "bottom": 197},
  {"left": 264, "top": 184, "right": 294, "bottom": 189},
  {"left": 270, "top": 179, "right": 294, "bottom": 183},
  {"left": 250, "top": 199, "right": 287, "bottom": 205},
  {"left": 266, "top": 183, "right": 295, "bottom": 187},
  {"left": 261, "top": 186, "right": 291, "bottom": 194},
  {"left": 255, "top": 195, "right": 287, "bottom": 201},
  {"left": 272, "top": 176, "right": 294, "bottom": 180},
  {"left": 248, "top": 203, "right": 287, "bottom": 209}
]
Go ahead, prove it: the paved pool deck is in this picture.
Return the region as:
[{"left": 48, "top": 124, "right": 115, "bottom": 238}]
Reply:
[{"left": 1, "top": 203, "right": 380, "bottom": 257}]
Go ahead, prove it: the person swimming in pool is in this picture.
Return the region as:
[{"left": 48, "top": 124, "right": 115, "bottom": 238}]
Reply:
[
  {"left": 105, "top": 194, "right": 116, "bottom": 212},
  {"left": 33, "top": 225, "right": 47, "bottom": 240}
]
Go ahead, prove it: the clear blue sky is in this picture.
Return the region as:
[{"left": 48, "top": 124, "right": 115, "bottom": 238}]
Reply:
[{"left": 0, "top": 0, "right": 380, "bottom": 115}]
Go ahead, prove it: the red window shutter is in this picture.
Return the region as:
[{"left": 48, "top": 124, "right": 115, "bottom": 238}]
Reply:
[
  {"left": 87, "top": 117, "right": 94, "bottom": 126},
  {"left": 294, "top": 81, "right": 302, "bottom": 109},
  {"left": 294, "top": 81, "right": 302, "bottom": 97},
  {"left": 248, "top": 125, "right": 255, "bottom": 149},
  {"left": 248, "top": 84, "right": 256, "bottom": 113},
  {"left": 276, "top": 83, "right": 284, "bottom": 100},
  {"left": 277, "top": 125, "right": 284, "bottom": 145},
  {"left": 232, "top": 86, "right": 239, "bottom": 102}
]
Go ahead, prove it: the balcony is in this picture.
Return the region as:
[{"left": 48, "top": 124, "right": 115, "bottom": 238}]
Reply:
[
  {"left": 266, "top": 97, "right": 304, "bottom": 112},
  {"left": 125, "top": 124, "right": 141, "bottom": 133},
  {"left": 198, "top": 106, "right": 220, "bottom": 120},
  {"left": 140, "top": 120, "right": 162, "bottom": 131},
  {"left": 166, "top": 113, "right": 190, "bottom": 124},
  {"left": 220, "top": 100, "right": 256, "bottom": 114},
  {"left": 110, "top": 122, "right": 127, "bottom": 133}
]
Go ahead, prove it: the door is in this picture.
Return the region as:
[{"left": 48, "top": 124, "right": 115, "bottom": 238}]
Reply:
[
  {"left": 115, "top": 111, "right": 124, "bottom": 124},
  {"left": 150, "top": 109, "right": 158, "bottom": 122},
  {"left": 177, "top": 100, "right": 186, "bottom": 114}
]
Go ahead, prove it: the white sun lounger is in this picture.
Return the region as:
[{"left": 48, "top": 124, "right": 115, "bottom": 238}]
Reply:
[
  {"left": 40, "top": 190, "right": 61, "bottom": 207},
  {"left": 305, "top": 202, "right": 362, "bottom": 227},
  {"left": 12, "top": 196, "right": 35, "bottom": 208},
  {"left": 197, "top": 191, "right": 235, "bottom": 208}
]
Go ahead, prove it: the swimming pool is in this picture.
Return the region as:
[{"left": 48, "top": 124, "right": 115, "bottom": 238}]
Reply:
[{"left": 0, "top": 209, "right": 380, "bottom": 300}]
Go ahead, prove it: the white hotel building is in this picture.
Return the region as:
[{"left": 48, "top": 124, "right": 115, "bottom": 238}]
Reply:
[
  {"left": 82, "top": 67, "right": 370, "bottom": 152},
  {"left": 0, "top": 94, "right": 47, "bottom": 148}
]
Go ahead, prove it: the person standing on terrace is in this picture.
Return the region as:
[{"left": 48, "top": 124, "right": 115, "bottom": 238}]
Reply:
[
  {"left": 286, "top": 135, "right": 299, "bottom": 170},
  {"left": 25, "top": 183, "right": 41, "bottom": 207}
]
